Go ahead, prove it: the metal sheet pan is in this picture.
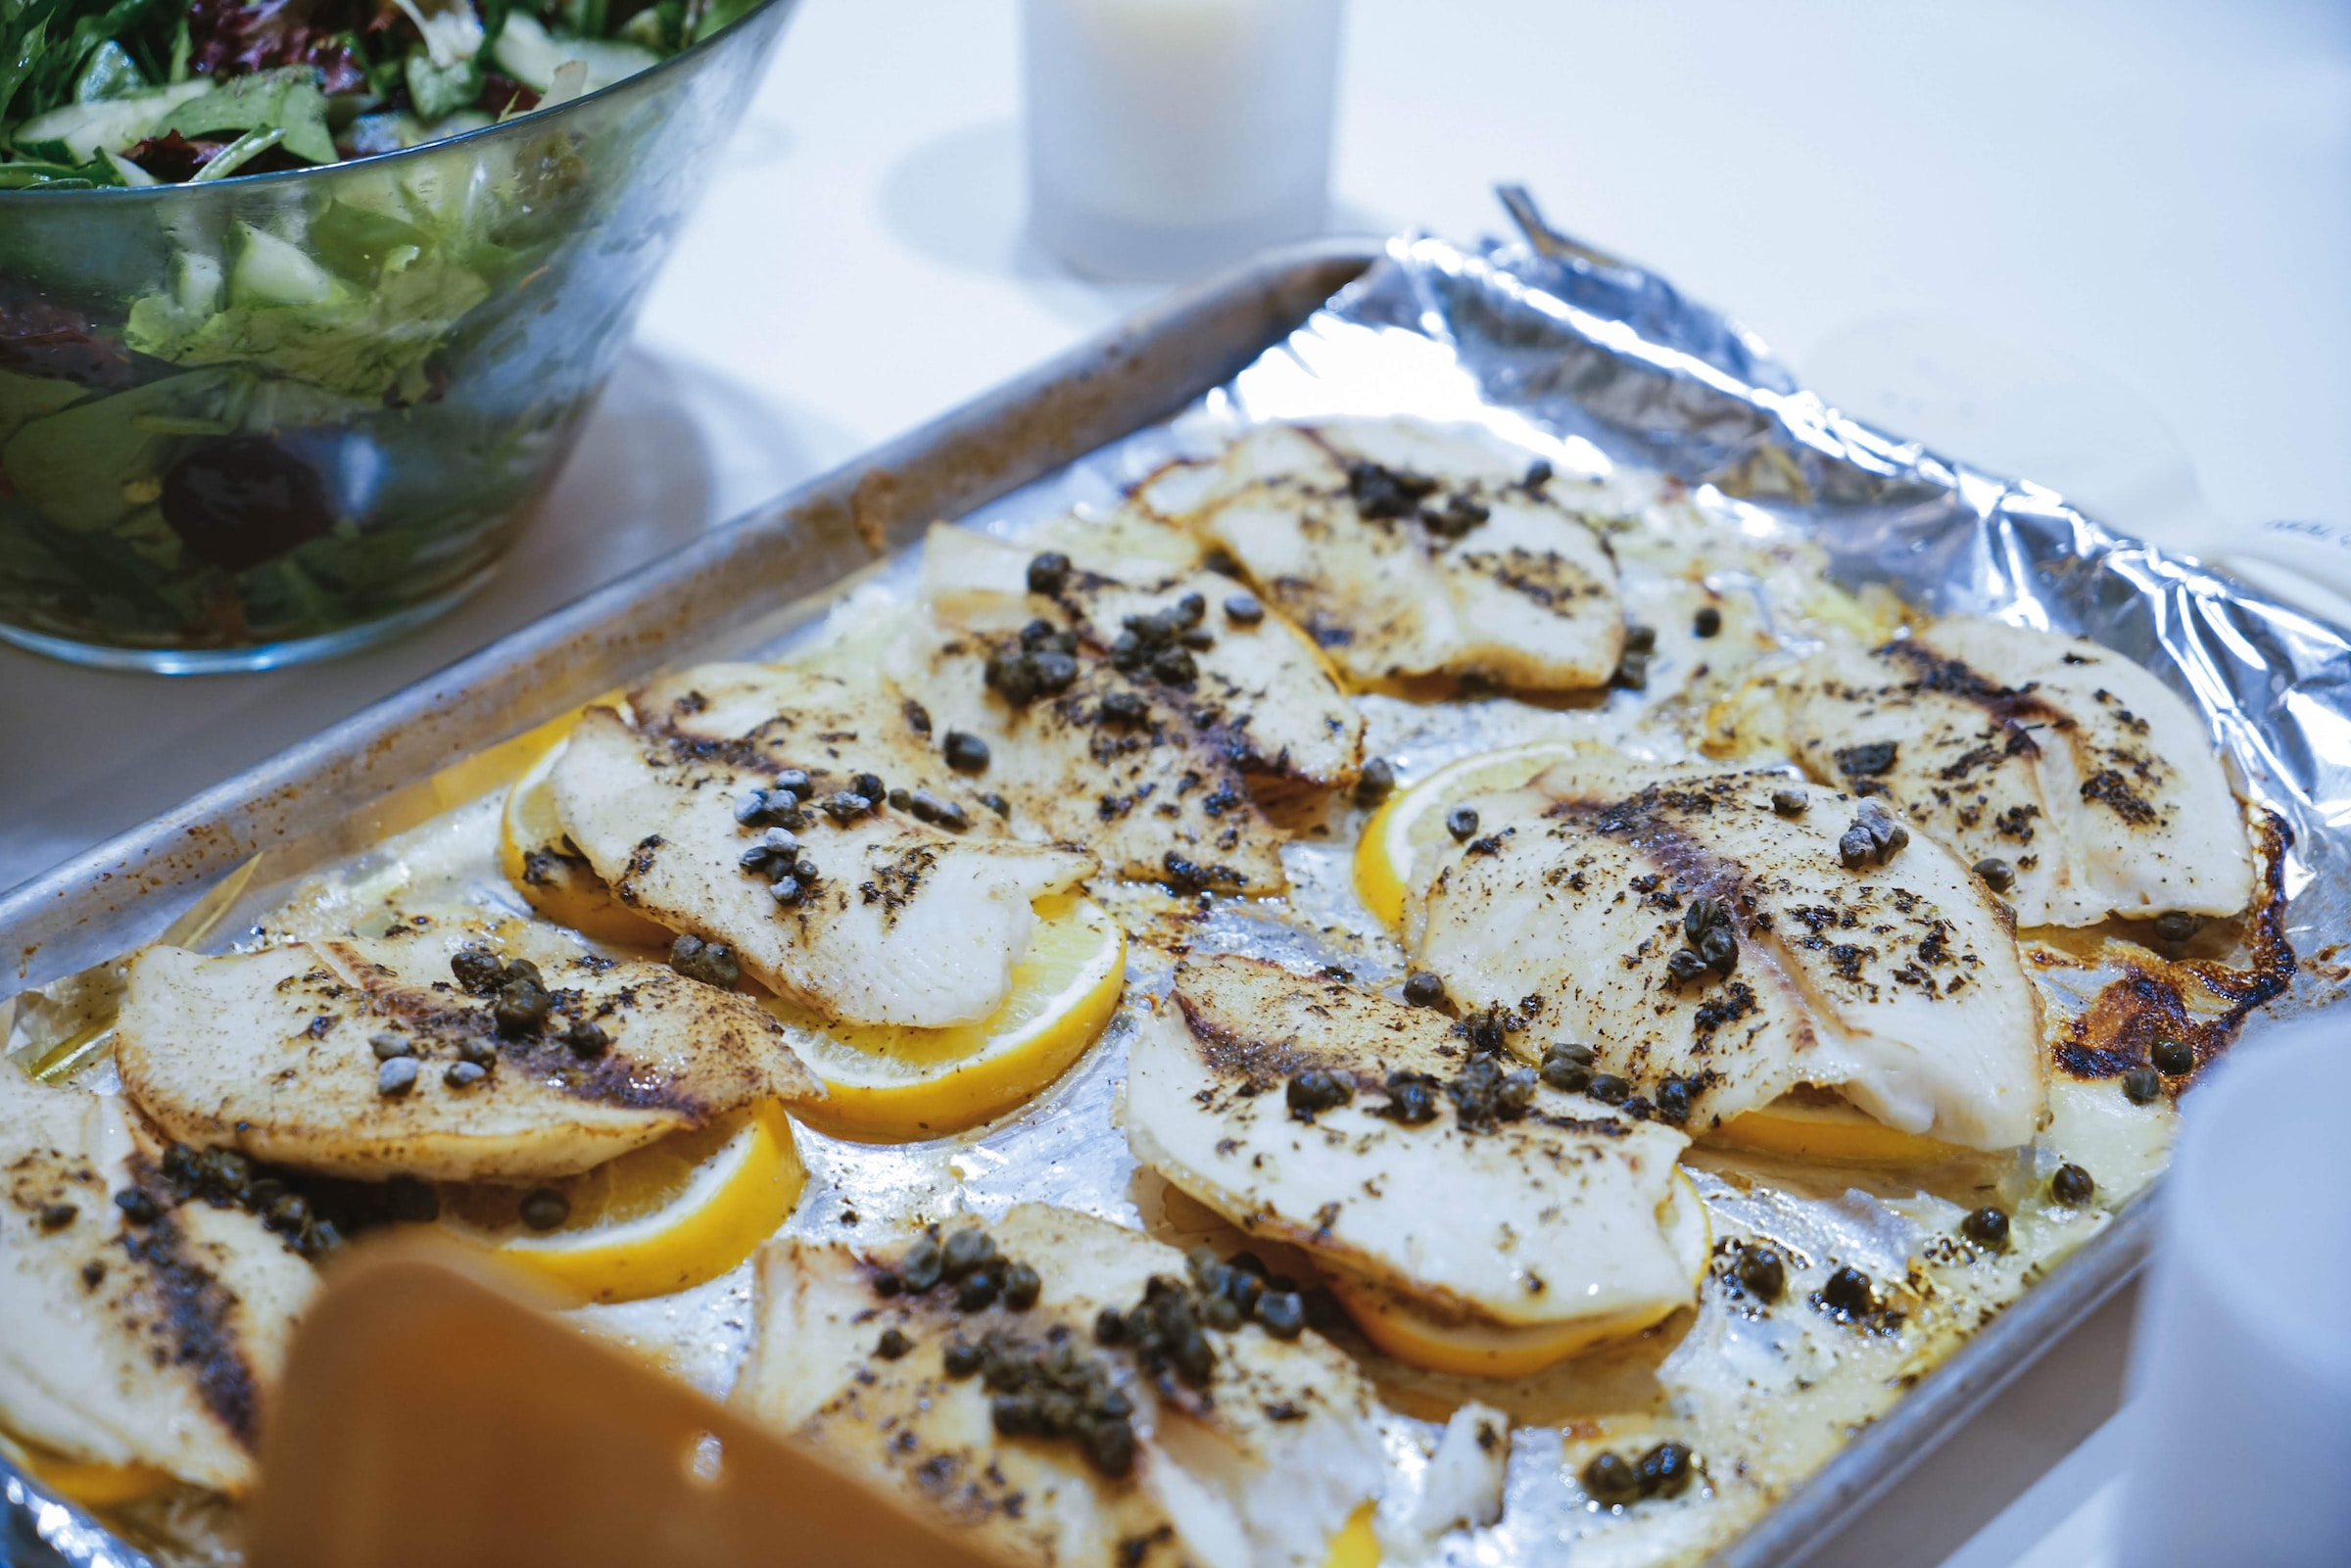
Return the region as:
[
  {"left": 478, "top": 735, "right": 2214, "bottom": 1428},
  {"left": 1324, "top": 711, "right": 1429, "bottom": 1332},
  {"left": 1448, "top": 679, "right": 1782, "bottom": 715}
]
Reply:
[{"left": 2, "top": 222, "right": 2337, "bottom": 1567}]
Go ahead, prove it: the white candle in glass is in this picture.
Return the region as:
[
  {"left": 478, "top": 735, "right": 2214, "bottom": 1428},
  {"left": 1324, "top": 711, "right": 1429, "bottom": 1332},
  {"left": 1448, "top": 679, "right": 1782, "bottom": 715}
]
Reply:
[{"left": 1023, "top": 0, "right": 1344, "bottom": 281}]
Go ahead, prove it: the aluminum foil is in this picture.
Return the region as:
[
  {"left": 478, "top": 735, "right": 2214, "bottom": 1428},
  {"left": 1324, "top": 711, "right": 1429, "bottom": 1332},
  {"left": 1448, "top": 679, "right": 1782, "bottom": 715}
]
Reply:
[
  {"left": 1212, "top": 228, "right": 2349, "bottom": 1006},
  {"left": 16, "top": 227, "right": 2348, "bottom": 1568}
]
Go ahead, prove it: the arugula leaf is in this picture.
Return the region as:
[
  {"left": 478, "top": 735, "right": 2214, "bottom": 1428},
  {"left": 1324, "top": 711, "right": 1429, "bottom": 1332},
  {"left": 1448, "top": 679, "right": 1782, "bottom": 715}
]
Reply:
[
  {"left": 0, "top": 153, "right": 124, "bottom": 187},
  {"left": 158, "top": 64, "right": 334, "bottom": 163}
]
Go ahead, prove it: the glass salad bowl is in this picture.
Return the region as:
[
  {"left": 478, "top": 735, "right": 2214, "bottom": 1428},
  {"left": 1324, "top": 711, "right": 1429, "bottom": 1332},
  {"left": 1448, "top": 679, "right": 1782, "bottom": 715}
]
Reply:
[{"left": 0, "top": 0, "right": 799, "bottom": 672}]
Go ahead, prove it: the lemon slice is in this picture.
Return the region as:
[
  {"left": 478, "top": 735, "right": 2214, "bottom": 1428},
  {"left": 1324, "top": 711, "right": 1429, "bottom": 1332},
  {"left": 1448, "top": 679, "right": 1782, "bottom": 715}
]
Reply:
[
  {"left": 1329, "top": 1169, "right": 1710, "bottom": 1377},
  {"left": 441, "top": 1101, "right": 805, "bottom": 1305},
  {"left": 499, "top": 737, "right": 672, "bottom": 947},
  {"left": 764, "top": 893, "right": 1126, "bottom": 1142},
  {"left": 1324, "top": 1501, "right": 1380, "bottom": 1568},
  {"left": 1353, "top": 741, "right": 1586, "bottom": 927},
  {"left": 1711, "top": 1088, "right": 1965, "bottom": 1164},
  {"left": 5, "top": 1446, "right": 176, "bottom": 1507}
]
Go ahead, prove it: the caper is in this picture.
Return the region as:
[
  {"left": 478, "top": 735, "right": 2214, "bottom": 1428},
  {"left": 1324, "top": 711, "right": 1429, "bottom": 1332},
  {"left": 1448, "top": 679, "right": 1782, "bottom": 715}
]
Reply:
[
  {"left": 900, "top": 1234, "right": 944, "bottom": 1292},
  {"left": 1623, "top": 624, "right": 1657, "bottom": 654},
  {"left": 1085, "top": 1416, "right": 1137, "bottom": 1478},
  {"left": 1771, "top": 787, "right": 1808, "bottom": 816},
  {"left": 1587, "top": 1072, "right": 1630, "bottom": 1105},
  {"left": 2151, "top": 1036, "right": 2195, "bottom": 1075},
  {"left": 1665, "top": 947, "right": 1710, "bottom": 984},
  {"left": 1693, "top": 606, "right": 1722, "bottom": 639},
  {"left": 1286, "top": 1068, "right": 1353, "bottom": 1120},
  {"left": 942, "top": 1338, "right": 983, "bottom": 1378},
  {"left": 444, "top": 1061, "right": 488, "bottom": 1089},
  {"left": 1523, "top": 459, "right": 1553, "bottom": 490},
  {"left": 991, "top": 1391, "right": 1039, "bottom": 1435},
  {"left": 1200, "top": 1292, "right": 1244, "bottom": 1332},
  {"left": 1002, "top": 1261, "right": 1041, "bottom": 1310},
  {"left": 36, "top": 1202, "right": 75, "bottom": 1232},
  {"left": 450, "top": 944, "right": 506, "bottom": 995},
  {"left": 1379, "top": 1071, "right": 1440, "bottom": 1125},
  {"left": 1541, "top": 1042, "right": 1595, "bottom": 1093},
  {"left": 370, "top": 1032, "right": 412, "bottom": 1061},
  {"left": 1027, "top": 551, "right": 1072, "bottom": 594},
  {"left": 1402, "top": 971, "right": 1447, "bottom": 1008},
  {"left": 875, "top": 1326, "right": 912, "bottom": 1360},
  {"left": 1972, "top": 857, "right": 2016, "bottom": 892},
  {"left": 1637, "top": 1441, "right": 1696, "bottom": 1497},
  {"left": 904, "top": 788, "right": 970, "bottom": 832},
  {"left": 1255, "top": 1290, "right": 1305, "bottom": 1339},
  {"left": 1733, "top": 1244, "right": 1786, "bottom": 1302},
  {"left": 1352, "top": 756, "right": 1397, "bottom": 806},
  {"left": 821, "top": 789, "right": 874, "bottom": 824},
  {"left": 492, "top": 970, "right": 553, "bottom": 1036},
  {"left": 851, "top": 772, "right": 886, "bottom": 805},
  {"left": 563, "top": 1019, "right": 609, "bottom": 1059},
  {"left": 957, "top": 1267, "right": 1002, "bottom": 1311},
  {"left": 942, "top": 731, "right": 990, "bottom": 773},
  {"left": 2152, "top": 911, "right": 2203, "bottom": 944},
  {"left": 520, "top": 1188, "right": 570, "bottom": 1231},
  {"left": 769, "top": 877, "right": 804, "bottom": 907},
  {"left": 2121, "top": 1067, "right": 2163, "bottom": 1105},
  {"left": 1655, "top": 1075, "right": 1694, "bottom": 1125},
  {"left": 1149, "top": 646, "right": 1197, "bottom": 686},
  {"left": 377, "top": 1056, "right": 419, "bottom": 1097},
  {"left": 1223, "top": 591, "right": 1265, "bottom": 626},
  {"left": 2050, "top": 1164, "right": 2096, "bottom": 1207},
  {"left": 1494, "top": 1067, "right": 1538, "bottom": 1121},
  {"left": 1582, "top": 1450, "right": 1643, "bottom": 1506},
  {"left": 1445, "top": 805, "right": 1480, "bottom": 842},
  {"left": 1819, "top": 1264, "right": 1874, "bottom": 1314},
  {"left": 941, "top": 1226, "right": 998, "bottom": 1278},
  {"left": 1960, "top": 1207, "right": 2010, "bottom": 1249},
  {"left": 114, "top": 1188, "right": 159, "bottom": 1225},
  {"left": 1094, "top": 1306, "right": 1128, "bottom": 1344},
  {"left": 668, "top": 933, "right": 741, "bottom": 988},
  {"left": 268, "top": 1192, "right": 312, "bottom": 1232}
]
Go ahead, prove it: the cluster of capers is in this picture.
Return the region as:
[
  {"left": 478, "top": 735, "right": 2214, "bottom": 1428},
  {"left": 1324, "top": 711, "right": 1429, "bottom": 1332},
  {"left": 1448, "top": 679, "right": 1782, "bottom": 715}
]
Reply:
[
  {"left": 1112, "top": 594, "right": 1213, "bottom": 688},
  {"left": 395, "top": 945, "right": 605, "bottom": 1096},
  {"left": 950, "top": 1328, "right": 1137, "bottom": 1478},
  {"left": 734, "top": 769, "right": 813, "bottom": 831},
  {"left": 1838, "top": 798, "right": 1911, "bottom": 870},
  {"left": 874, "top": 1224, "right": 1042, "bottom": 1315},
  {"left": 1098, "top": 1248, "right": 1307, "bottom": 1372},
  {"left": 739, "top": 827, "right": 821, "bottom": 908},
  {"left": 1580, "top": 1441, "right": 1698, "bottom": 1507},
  {"left": 1665, "top": 896, "right": 1739, "bottom": 987},
  {"left": 987, "top": 617, "right": 1082, "bottom": 705},
  {"left": 1539, "top": 1041, "right": 1676, "bottom": 1119},
  {"left": 1442, "top": 1055, "right": 1538, "bottom": 1129},
  {"left": 152, "top": 1142, "right": 437, "bottom": 1260},
  {"left": 1343, "top": 459, "right": 1488, "bottom": 539}
]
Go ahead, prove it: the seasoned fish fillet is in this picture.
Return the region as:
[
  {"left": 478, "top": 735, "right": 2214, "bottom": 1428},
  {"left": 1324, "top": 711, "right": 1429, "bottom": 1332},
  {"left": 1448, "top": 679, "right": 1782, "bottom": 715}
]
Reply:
[
  {"left": 1411, "top": 752, "right": 2045, "bottom": 1150},
  {"left": 1127, "top": 957, "right": 1698, "bottom": 1336},
  {"left": 0, "top": 1069, "right": 313, "bottom": 1495},
  {"left": 890, "top": 524, "right": 1364, "bottom": 895},
  {"left": 1140, "top": 421, "right": 1623, "bottom": 689},
  {"left": 552, "top": 663, "right": 1093, "bottom": 1026},
  {"left": 1767, "top": 621, "right": 2255, "bottom": 926},
  {"left": 733, "top": 1204, "right": 1385, "bottom": 1568},
  {"left": 118, "top": 924, "right": 816, "bottom": 1181}
]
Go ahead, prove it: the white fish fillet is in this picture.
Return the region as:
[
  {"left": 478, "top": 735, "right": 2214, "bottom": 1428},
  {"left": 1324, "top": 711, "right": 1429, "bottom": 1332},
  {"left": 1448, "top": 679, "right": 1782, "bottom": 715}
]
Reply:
[
  {"left": 1127, "top": 958, "right": 1695, "bottom": 1331},
  {"left": 890, "top": 525, "right": 1364, "bottom": 895},
  {"left": 118, "top": 923, "right": 816, "bottom": 1181},
  {"left": 1768, "top": 620, "right": 2255, "bottom": 926},
  {"left": 1412, "top": 751, "right": 2046, "bottom": 1150},
  {"left": 552, "top": 663, "right": 1093, "bottom": 1026},
  {"left": 732, "top": 1204, "right": 1385, "bottom": 1568},
  {"left": 0, "top": 1069, "right": 313, "bottom": 1495},
  {"left": 1140, "top": 421, "right": 1624, "bottom": 690}
]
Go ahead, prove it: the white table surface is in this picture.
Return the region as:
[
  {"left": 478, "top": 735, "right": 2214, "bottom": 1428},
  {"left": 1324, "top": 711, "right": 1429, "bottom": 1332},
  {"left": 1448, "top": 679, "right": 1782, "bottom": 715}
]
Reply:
[{"left": 8, "top": 0, "right": 2346, "bottom": 1557}]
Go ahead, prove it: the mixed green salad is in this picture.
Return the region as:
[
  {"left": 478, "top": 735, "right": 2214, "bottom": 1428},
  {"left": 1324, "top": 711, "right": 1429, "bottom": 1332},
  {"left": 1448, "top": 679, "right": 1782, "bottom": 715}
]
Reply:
[
  {"left": 0, "top": 0, "right": 775, "bottom": 659},
  {"left": 1, "top": 0, "right": 754, "bottom": 189}
]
